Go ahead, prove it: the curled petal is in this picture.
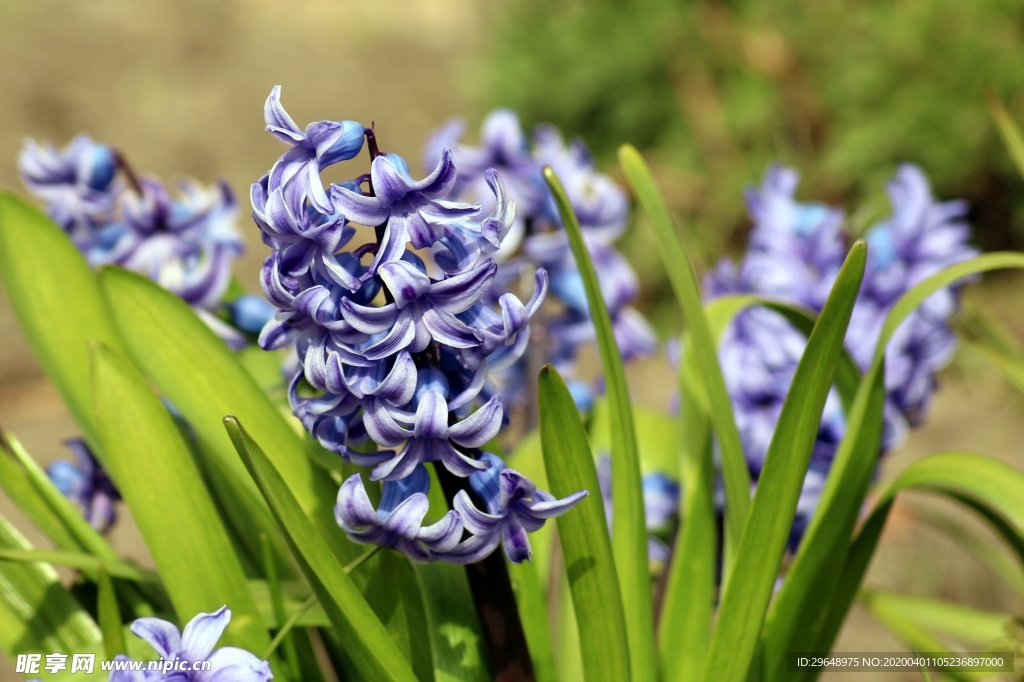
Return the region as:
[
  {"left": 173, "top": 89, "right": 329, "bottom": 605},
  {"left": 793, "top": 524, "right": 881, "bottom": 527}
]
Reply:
[
  {"left": 180, "top": 606, "right": 231, "bottom": 662},
  {"left": 449, "top": 396, "right": 503, "bottom": 448},
  {"left": 336, "top": 474, "right": 381, "bottom": 530},
  {"left": 130, "top": 617, "right": 181, "bottom": 659}
]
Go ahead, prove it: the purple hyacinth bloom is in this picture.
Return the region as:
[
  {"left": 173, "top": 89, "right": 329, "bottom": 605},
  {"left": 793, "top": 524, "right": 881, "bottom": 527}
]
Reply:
[
  {"left": 424, "top": 113, "right": 656, "bottom": 412},
  {"left": 18, "top": 135, "right": 117, "bottom": 248},
  {"left": 335, "top": 466, "right": 463, "bottom": 562},
  {"left": 19, "top": 135, "right": 251, "bottom": 347},
  {"left": 362, "top": 390, "right": 503, "bottom": 481},
  {"left": 110, "top": 606, "right": 272, "bottom": 681},
  {"left": 47, "top": 439, "right": 120, "bottom": 533},
  {"left": 450, "top": 453, "right": 587, "bottom": 563},
  {"left": 254, "top": 93, "right": 572, "bottom": 563},
  {"left": 701, "top": 162, "right": 974, "bottom": 550},
  {"left": 116, "top": 177, "right": 243, "bottom": 307},
  {"left": 425, "top": 110, "right": 547, "bottom": 222},
  {"left": 330, "top": 152, "right": 480, "bottom": 276},
  {"left": 854, "top": 164, "right": 978, "bottom": 421},
  {"left": 339, "top": 256, "right": 497, "bottom": 360},
  {"left": 264, "top": 85, "right": 364, "bottom": 215}
]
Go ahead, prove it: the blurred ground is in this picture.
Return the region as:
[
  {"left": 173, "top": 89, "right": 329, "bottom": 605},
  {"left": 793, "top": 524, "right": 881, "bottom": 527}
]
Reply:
[{"left": 0, "top": 2, "right": 1022, "bottom": 680}]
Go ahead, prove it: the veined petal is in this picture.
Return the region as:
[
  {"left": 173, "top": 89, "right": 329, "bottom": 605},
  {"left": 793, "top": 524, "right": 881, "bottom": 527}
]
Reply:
[
  {"left": 449, "top": 396, "right": 503, "bottom": 448},
  {"left": 180, "top": 606, "right": 231, "bottom": 661},
  {"left": 429, "top": 260, "right": 497, "bottom": 313},
  {"left": 329, "top": 185, "right": 388, "bottom": 226},
  {"left": 130, "top": 618, "right": 181, "bottom": 659},
  {"left": 500, "top": 523, "right": 533, "bottom": 563},
  {"left": 383, "top": 493, "right": 430, "bottom": 539},
  {"left": 379, "top": 259, "right": 431, "bottom": 308},
  {"left": 421, "top": 309, "right": 481, "bottom": 348},
  {"left": 336, "top": 475, "right": 380, "bottom": 529},
  {"left": 419, "top": 510, "right": 463, "bottom": 551},
  {"left": 264, "top": 85, "right": 303, "bottom": 140},
  {"left": 362, "top": 399, "right": 412, "bottom": 447},
  {"left": 412, "top": 390, "right": 450, "bottom": 439},
  {"left": 339, "top": 298, "right": 398, "bottom": 334},
  {"left": 526, "top": 489, "right": 589, "bottom": 518},
  {"left": 453, "top": 490, "right": 502, "bottom": 535},
  {"left": 361, "top": 312, "right": 417, "bottom": 360}
]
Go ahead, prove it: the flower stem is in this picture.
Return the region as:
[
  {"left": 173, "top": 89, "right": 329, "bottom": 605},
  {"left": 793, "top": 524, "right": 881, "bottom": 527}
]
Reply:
[{"left": 434, "top": 463, "right": 536, "bottom": 682}]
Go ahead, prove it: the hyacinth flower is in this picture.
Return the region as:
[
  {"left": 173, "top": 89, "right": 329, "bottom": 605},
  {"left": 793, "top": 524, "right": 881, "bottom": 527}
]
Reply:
[
  {"left": 699, "top": 162, "right": 976, "bottom": 549},
  {"left": 425, "top": 110, "right": 656, "bottom": 411},
  {"left": 253, "top": 87, "right": 584, "bottom": 565},
  {"left": 451, "top": 452, "right": 589, "bottom": 563},
  {"left": 109, "top": 607, "right": 272, "bottom": 681},
  {"left": 335, "top": 466, "right": 463, "bottom": 562},
  {"left": 46, "top": 439, "right": 120, "bottom": 533},
  {"left": 17, "top": 134, "right": 264, "bottom": 349}
]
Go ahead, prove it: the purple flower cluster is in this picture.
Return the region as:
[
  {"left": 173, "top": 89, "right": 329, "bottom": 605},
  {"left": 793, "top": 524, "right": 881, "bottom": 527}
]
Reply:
[
  {"left": 46, "top": 439, "right": 121, "bottom": 533},
  {"left": 706, "top": 163, "right": 976, "bottom": 548},
  {"left": 254, "top": 88, "right": 585, "bottom": 564},
  {"left": 109, "top": 606, "right": 272, "bottom": 681},
  {"left": 19, "top": 137, "right": 246, "bottom": 315},
  {"left": 426, "top": 111, "right": 656, "bottom": 410}
]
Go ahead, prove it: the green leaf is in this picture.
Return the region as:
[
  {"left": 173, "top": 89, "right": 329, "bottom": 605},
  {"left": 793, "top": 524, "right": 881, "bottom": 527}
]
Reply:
[
  {"left": 90, "top": 343, "right": 268, "bottom": 653},
  {"left": 618, "top": 145, "right": 750, "bottom": 571},
  {"left": 224, "top": 417, "right": 418, "bottom": 682},
  {"left": 1, "top": 433, "right": 117, "bottom": 560},
  {"left": 509, "top": 560, "right": 557, "bottom": 682},
  {"left": 812, "top": 452, "right": 1024, "bottom": 677},
  {"left": 0, "top": 434, "right": 79, "bottom": 551},
  {"left": 657, "top": 384, "right": 715, "bottom": 681},
  {"left": 538, "top": 365, "right": 631, "bottom": 682},
  {"left": 0, "top": 194, "right": 124, "bottom": 449},
  {"left": 98, "top": 266, "right": 294, "bottom": 568},
  {"left": 786, "top": 252, "right": 1024, "bottom": 677},
  {"left": 860, "top": 589, "right": 1015, "bottom": 646},
  {"left": 703, "top": 242, "right": 866, "bottom": 682},
  {"left": 989, "top": 93, "right": 1024, "bottom": 183},
  {"left": 876, "top": 253, "right": 1024, "bottom": 362},
  {"left": 415, "top": 563, "right": 489, "bottom": 682},
  {"left": 860, "top": 590, "right": 998, "bottom": 682},
  {"left": 544, "top": 166, "right": 654, "bottom": 682},
  {"left": 97, "top": 568, "right": 126, "bottom": 658},
  {"left": 0, "top": 548, "right": 159, "bottom": 584},
  {"left": 0, "top": 514, "right": 101, "bottom": 656},
  {"left": 761, "top": 361, "right": 886, "bottom": 680}
]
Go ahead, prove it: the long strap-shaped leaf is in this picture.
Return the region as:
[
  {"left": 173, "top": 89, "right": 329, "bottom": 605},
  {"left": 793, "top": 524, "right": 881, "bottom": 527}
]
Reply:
[
  {"left": 702, "top": 241, "right": 866, "bottom": 682},
  {"left": 785, "top": 252, "right": 1024, "bottom": 678},
  {"left": 543, "top": 168, "right": 655, "bottom": 681},
  {"left": 657, "top": 382, "right": 715, "bottom": 681},
  {"left": 809, "top": 451, "right": 1024, "bottom": 681},
  {"left": 538, "top": 365, "right": 631, "bottom": 682},
  {"left": 761, "top": 360, "right": 886, "bottom": 680},
  {"left": 91, "top": 343, "right": 269, "bottom": 653},
  {"left": 618, "top": 146, "right": 751, "bottom": 570},
  {"left": 224, "top": 417, "right": 418, "bottom": 682},
  {"left": 0, "top": 194, "right": 124, "bottom": 450},
  {"left": 0, "top": 515, "right": 101, "bottom": 657},
  {"left": 98, "top": 268, "right": 295, "bottom": 565}
]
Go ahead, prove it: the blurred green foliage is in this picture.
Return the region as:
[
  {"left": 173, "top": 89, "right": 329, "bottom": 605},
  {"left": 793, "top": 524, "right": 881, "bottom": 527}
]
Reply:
[{"left": 480, "top": 0, "right": 1024, "bottom": 254}]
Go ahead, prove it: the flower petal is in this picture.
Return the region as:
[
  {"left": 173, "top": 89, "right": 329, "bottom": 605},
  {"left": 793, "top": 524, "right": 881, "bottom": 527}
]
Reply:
[{"left": 180, "top": 606, "right": 231, "bottom": 661}]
